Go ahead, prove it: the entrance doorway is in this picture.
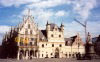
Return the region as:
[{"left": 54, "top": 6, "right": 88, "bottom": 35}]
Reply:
[{"left": 55, "top": 48, "right": 59, "bottom": 58}]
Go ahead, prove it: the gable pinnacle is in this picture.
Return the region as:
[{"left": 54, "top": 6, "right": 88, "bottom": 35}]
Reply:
[{"left": 28, "top": 9, "right": 31, "bottom": 16}]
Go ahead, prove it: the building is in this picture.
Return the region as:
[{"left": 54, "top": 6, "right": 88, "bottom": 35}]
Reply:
[
  {"left": 1, "top": 10, "right": 85, "bottom": 60},
  {"left": 92, "top": 35, "right": 100, "bottom": 56}
]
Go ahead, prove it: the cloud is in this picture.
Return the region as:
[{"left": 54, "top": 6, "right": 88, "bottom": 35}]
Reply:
[
  {"left": 64, "top": 20, "right": 100, "bottom": 40},
  {"left": 27, "top": 0, "right": 70, "bottom": 9},
  {"left": 21, "top": 8, "right": 68, "bottom": 28},
  {"left": 55, "top": 10, "right": 68, "bottom": 17},
  {"left": 72, "top": 0, "right": 97, "bottom": 21},
  {"left": 0, "top": 0, "right": 99, "bottom": 43},
  {"left": 0, "top": 25, "right": 10, "bottom": 33},
  {"left": 0, "top": 25, "right": 10, "bottom": 45},
  {"left": 0, "top": 0, "right": 40, "bottom": 7}
]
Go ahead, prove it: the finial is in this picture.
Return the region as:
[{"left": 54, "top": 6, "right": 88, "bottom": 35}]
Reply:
[
  {"left": 46, "top": 20, "right": 50, "bottom": 25},
  {"left": 77, "top": 33, "right": 80, "bottom": 36},
  {"left": 28, "top": 9, "right": 31, "bottom": 16},
  {"left": 61, "top": 22, "right": 64, "bottom": 27}
]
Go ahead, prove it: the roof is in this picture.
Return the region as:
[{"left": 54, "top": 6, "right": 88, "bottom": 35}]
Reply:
[
  {"left": 70, "top": 35, "right": 77, "bottom": 43},
  {"left": 49, "top": 23, "right": 60, "bottom": 31},
  {"left": 64, "top": 38, "right": 72, "bottom": 46},
  {"left": 39, "top": 30, "right": 47, "bottom": 41}
]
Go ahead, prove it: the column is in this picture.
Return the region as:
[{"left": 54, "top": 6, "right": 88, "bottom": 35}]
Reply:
[
  {"left": 17, "top": 51, "right": 20, "bottom": 60},
  {"left": 36, "top": 50, "right": 38, "bottom": 58},
  {"left": 25, "top": 51, "right": 28, "bottom": 59},
  {"left": 33, "top": 49, "right": 35, "bottom": 57}
]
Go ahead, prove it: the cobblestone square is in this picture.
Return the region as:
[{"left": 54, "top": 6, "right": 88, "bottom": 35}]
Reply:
[{"left": 0, "top": 58, "right": 100, "bottom": 62}]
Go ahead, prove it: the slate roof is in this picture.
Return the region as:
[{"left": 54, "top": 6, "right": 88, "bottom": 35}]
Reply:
[
  {"left": 39, "top": 30, "right": 47, "bottom": 41},
  {"left": 49, "top": 23, "right": 61, "bottom": 31}
]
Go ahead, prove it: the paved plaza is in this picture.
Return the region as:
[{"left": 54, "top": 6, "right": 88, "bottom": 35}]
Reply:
[{"left": 0, "top": 58, "right": 100, "bottom": 62}]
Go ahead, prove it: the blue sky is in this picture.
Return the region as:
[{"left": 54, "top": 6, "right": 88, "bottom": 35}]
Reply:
[{"left": 0, "top": 0, "right": 100, "bottom": 44}]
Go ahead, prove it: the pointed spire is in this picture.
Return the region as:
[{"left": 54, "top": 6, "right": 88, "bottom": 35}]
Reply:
[
  {"left": 46, "top": 20, "right": 50, "bottom": 25},
  {"left": 61, "top": 22, "right": 64, "bottom": 27},
  {"left": 28, "top": 9, "right": 31, "bottom": 16},
  {"left": 47, "top": 21, "right": 48, "bottom": 25},
  {"left": 77, "top": 33, "right": 80, "bottom": 40},
  {"left": 77, "top": 33, "right": 80, "bottom": 37}
]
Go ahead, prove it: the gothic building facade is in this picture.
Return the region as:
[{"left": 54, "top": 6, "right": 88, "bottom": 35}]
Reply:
[{"left": 2, "top": 11, "right": 85, "bottom": 60}]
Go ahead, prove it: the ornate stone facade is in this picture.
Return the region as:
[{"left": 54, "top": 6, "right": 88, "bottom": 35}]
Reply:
[{"left": 2, "top": 10, "right": 85, "bottom": 60}]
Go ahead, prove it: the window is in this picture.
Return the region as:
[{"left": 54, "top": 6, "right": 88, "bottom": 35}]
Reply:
[
  {"left": 51, "top": 53, "right": 53, "bottom": 55},
  {"left": 65, "top": 41, "right": 68, "bottom": 46},
  {"left": 20, "top": 42, "right": 23, "bottom": 46},
  {"left": 52, "top": 44, "right": 54, "bottom": 47},
  {"left": 59, "top": 44, "right": 62, "bottom": 47},
  {"left": 25, "top": 30, "right": 28, "bottom": 34},
  {"left": 28, "top": 24, "right": 30, "bottom": 29},
  {"left": 59, "top": 35, "right": 61, "bottom": 37},
  {"left": 55, "top": 28, "right": 57, "bottom": 31},
  {"left": 31, "top": 38, "right": 34, "bottom": 41},
  {"left": 51, "top": 34, "right": 53, "bottom": 37},
  {"left": 30, "top": 30, "right": 32, "bottom": 34},
  {"left": 42, "top": 44, "right": 44, "bottom": 47},
  {"left": 42, "top": 54, "right": 43, "bottom": 57},
  {"left": 65, "top": 54, "right": 67, "bottom": 57},
  {"left": 30, "top": 42, "right": 32, "bottom": 46},
  {"left": 69, "top": 54, "right": 71, "bottom": 57}
]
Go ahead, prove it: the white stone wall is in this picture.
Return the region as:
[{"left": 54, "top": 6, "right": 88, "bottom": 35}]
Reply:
[{"left": 38, "top": 42, "right": 85, "bottom": 58}]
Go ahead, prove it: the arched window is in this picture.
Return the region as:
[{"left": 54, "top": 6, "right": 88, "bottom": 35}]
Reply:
[
  {"left": 52, "top": 44, "right": 54, "bottom": 47},
  {"left": 59, "top": 44, "right": 62, "bottom": 47},
  {"left": 42, "top": 44, "right": 44, "bottom": 47},
  {"left": 51, "top": 34, "right": 53, "bottom": 37},
  {"left": 25, "top": 30, "right": 28, "bottom": 34},
  {"left": 28, "top": 24, "right": 30, "bottom": 29},
  {"left": 30, "top": 42, "right": 32, "bottom": 46},
  {"left": 42, "top": 54, "right": 43, "bottom": 57},
  {"left": 59, "top": 35, "right": 61, "bottom": 37},
  {"left": 30, "top": 30, "right": 32, "bottom": 34}
]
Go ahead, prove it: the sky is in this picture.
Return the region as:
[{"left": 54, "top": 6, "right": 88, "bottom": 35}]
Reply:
[{"left": 0, "top": 0, "right": 100, "bottom": 45}]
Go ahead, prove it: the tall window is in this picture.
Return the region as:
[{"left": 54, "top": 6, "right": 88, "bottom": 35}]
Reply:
[
  {"left": 59, "top": 35, "right": 61, "bottom": 37},
  {"left": 51, "top": 34, "right": 53, "bottom": 37},
  {"left": 25, "top": 30, "right": 28, "bottom": 34},
  {"left": 30, "top": 42, "right": 32, "bottom": 46},
  {"left": 59, "top": 44, "right": 62, "bottom": 47},
  {"left": 28, "top": 24, "right": 30, "bottom": 29},
  {"left": 52, "top": 44, "right": 54, "bottom": 47},
  {"left": 30, "top": 30, "right": 32, "bottom": 34},
  {"left": 42, "top": 54, "right": 43, "bottom": 57}
]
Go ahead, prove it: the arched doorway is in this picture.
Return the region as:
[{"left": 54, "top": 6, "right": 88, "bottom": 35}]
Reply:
[
  {"left": 55, "top": 48, "right": 59, "bottom": 58},
  {"left": 19, "top": 50, "right": 24, "bottom": 59},
  {"left": 30, "top": 50, "right": 34, "bottom": 59},
  {"left": 25, "top": 50, "right": 29, "bottom": 59}
]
